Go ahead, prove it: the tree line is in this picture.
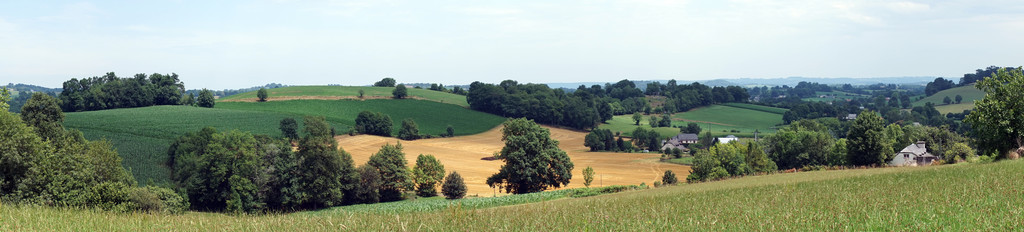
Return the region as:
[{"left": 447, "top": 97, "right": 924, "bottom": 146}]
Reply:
[{"left": 59, "top": 72, "right": 186, "bottom": 112}]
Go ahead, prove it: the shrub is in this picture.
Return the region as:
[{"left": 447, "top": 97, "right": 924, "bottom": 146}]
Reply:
[
  {"left": 354, "top": 165, "right": 382, "bottom": 204},
  {"left": 583, "top": 166, "right": 595, "bottom": 188},
  {"left": 442, "top": 171, "right": 467, "bottom": 200},
  {"left": 662, "top": 170, "right": 678, "bottom": 185},
  {"left": 398, "top": 118, "right": 420, "bottom": 140},
  {"left": 129, "top": 186, "right": 188, "bottom": 214},
  {"left": 354, "top": 111, "right": 392, "bottom": 137}
]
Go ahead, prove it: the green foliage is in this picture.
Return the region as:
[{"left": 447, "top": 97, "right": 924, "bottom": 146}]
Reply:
[
  {"left": 445, "top": 125, "right": 455, "bottom": 137},
  {"left": 583, "top": 129, "right": 618, "bottom": 152},
  {"left": 648, "top": 115, "right": 658, "bottom": 127},
  {"left": 392, "top": 85, "right": 408, "bottom": 99},
  {"left": 687, "top": 142, "right": 766, "bottom": 183},
  {"left": 368, "top": 143, "right": 413, "bottom": 202},
  {"left": 487, "top": 118, "right": 574, "bottom": 194},
  {"left": 966, "top": 67, "right": 1024, "bottom": 157},
  {"left": 630, "top": 127, "right": 661, "bottom": 151},
  {"left": 58, "top": 72, "right": 185, "bottom": 112},
  {"left": 353, "top": 165, "right": 382, "bottom": 204},
  {"left": 674, "top": 104, "right": 785, "bottom": 138},
  {"left": 20, "top": 93, "right": 65, "bottom": 141},
  {"left": 357, "top": 89, "right": 365, "bottom": 99},
  {"left": 197, "top": 89, "right": 215, "bottom": 108},
  {"left": 279, "top": 117, "right": 298, "bottom": 140},
  {"left": 257, "top": 88, "right": 268, "bottom": 102},
  {"left": 846, "top": 111, "right": 893, "bottom": 166},
  {"left": 661, "top": 170, "right": 678, "bottom": 185},
  {"left": 374, "top": 78, "right": 397, "bottom": 87},
  {"left": 659, "top": 114, "right": 672, "bottom": 127},
  {"left": 681, "top": 122, "right": 702, "bottom": 134},
  {"left": 945, "top": 142, "right": 975, "bottom": 163},
  {"left": 441, "top": 171, "right": 467, "bottom": 200},
  {"left": 632, "top": 112, "right": 642, "bottom": 125},
  {"left": 763, "top": 120, "right": 840, "bottom": 169},
  {"left": 0, "top": 87, "right": 10, "bottom": 111},
  {"left": 169, "top": 128, "right": 265, "bottom": 213},
  {"left": 413, "top": 154, "right": 445, "bottom": 197},
  {"left": 398, "top": 118, "right": 420, "bottom": 140},
  {"left": 354, "top": 111, "right": 393, "bottom": 137},
  {"left": 745, "top": 142, "right": 777, "bottom": 173},
  {"left": 295, "top": 116, "right": 357, "bottom": 209},
  {"left": 582, "top": 166, "right": 595, "bottom": 188},
  {"left": 0, "top": 111, "right": 48, "bottom": 197},
  {"left": 128, "top": 186, "right": 188, "bottom": 214}
]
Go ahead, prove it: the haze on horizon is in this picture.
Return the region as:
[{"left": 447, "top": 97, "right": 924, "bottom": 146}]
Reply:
[{"left": 1, "top": 0, "right": 1022, "bottom": 89}]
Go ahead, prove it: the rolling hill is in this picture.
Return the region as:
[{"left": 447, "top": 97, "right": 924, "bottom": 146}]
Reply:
[
  {"left": 218, "top": 86, "right": 470, "bottom": 107},
  {"left": 672, "top": 103, "right": 786, "bottom": 137},
  {"left": 6, "top": 159, "right": 1019, "bottom": 230},
  {"left": 64, "top": 99, "right": 506, "bottom": 185},
  {"left": 913, "top": 84, "right": 985, "bottom": 114}
]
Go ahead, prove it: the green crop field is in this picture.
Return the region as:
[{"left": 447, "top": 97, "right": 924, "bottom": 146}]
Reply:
[
  {"left": 218, "top": 86, "right": 470, "bottom": 107},
  {"left": 598, "top": 114, "right": 682, "bottom": 139},
  {"left": 216, "top": 99, "right": 505, "bottom": 136},
  {"left": 4, "top": 160, "right": 1021, "bottom": 230},
  {"left": 673, "top": 104, "right": 785, "bottom": 137},
  {"left": 913, "top": 84, "right": 985, "bottom": 108},
  {"left": 64, "top": 101, "right": 505, "bottom": 185}
]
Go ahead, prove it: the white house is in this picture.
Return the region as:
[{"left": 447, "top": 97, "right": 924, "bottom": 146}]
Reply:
[
  {"left": 717, "top": 135, "right": 738, "bottom": 144},
  {"left": 890, "top": 141, "right": 938, "bottom": 166}
]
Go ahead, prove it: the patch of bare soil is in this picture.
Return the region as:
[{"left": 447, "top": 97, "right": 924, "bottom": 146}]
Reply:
[{"left": 336, "top": 125, "right": 691, "bottom": 196}]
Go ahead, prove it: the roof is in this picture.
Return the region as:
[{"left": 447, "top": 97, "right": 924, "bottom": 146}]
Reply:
[
  {"left": 674, "top": 133, "right": 698, "bottom": 141},
  {"left": 899, "top": 141, "right": 928, "bottom": 156}
]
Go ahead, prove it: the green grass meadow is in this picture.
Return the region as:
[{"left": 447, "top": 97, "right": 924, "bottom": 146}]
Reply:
[
  {"left": 913, "top": 84, "right": 985, "bottom": 108},
  {"left": 672, "top": 104, "right": 785, "bottom": 137},
  {"left": 64, "top": 100, "right": 505, "bottom": 185},
  {"left": 599, "top": 115, "right": 682, "bottom": 139},
  {"left": 4, "top": 160, "right": 1021, "bottom": 230},
  {"left": 218, "top": 86, "right": 470, "bottom": 107}
]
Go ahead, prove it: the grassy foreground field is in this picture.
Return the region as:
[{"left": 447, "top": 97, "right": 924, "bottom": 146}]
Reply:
[
  {"left": 218, "top": 86, "right": 470, "bottom": 107},
  {"left": 4, "top": 160, "right": 1021, "bottom": 230}
]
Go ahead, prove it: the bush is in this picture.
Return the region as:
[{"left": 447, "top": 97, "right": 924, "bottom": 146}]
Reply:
[
  {"left": 398, "top": 118, "right": 420, "bottom": 140},
  {"left": 354, "top": 111, "right": 393, "bottom": 137},
  {"left": 442, "top": 171, "right": 467, "bottom": 200},
  {"left": 353, "top": 165, "right": 382, "bottom": 204},
  {"left": 662, "top": 170, "right": 678, "bottom": 185},
  {"left": 129, "top": 186, "right": 188, "bottom": 214}
]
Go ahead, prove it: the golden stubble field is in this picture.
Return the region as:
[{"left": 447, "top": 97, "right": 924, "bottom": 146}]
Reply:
[{"left": 336, "top": 125, "right": 691, "bottom": 196}]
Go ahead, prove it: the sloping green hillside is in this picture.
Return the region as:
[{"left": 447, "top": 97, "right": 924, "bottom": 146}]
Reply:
[
  {"left": 218, "top": 86, "right": 469, "bottom": 107},
  {"left": 5, "top": 160, "right": 1020, "bottom": 230},
  {"left": 673, "top": 104, "right": 785, "bottom": 137},
  {"left": 64, "top": 100, "right": 505, "bottom": 185},
  {"left": 914, "top": 84, "right": 984, "bottom": 106}
]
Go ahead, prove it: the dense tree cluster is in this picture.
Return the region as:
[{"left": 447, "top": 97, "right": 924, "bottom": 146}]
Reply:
[
  {"left": 355, "top": 111, "right": 393, "bottom": 136},
  {"left": 584, "top": 129, "right": 632, "bottom": 152},
  {"left": 59, "top": 72, "right": 185, "bottom": 112},
  {"left": 487, "top": 118, "right": 574, "bottom": 194},
  {"left": 762, "top": 119, "right": 848, "bottom": 169},
  {"left": 925, "top": 78, "right": 955, "bottom": 96},
  {"left": 2, "top": 93, "right": 185, "bottom": 213},
  {"left": 630, "top": 127, "right": 662, "bottom": 151},
  {"left": 966, "top": 67, "right": 1024, "bottom": 157},
  {"left": 373, "top": 78, "right": 397, "bottom": 87},
  {"left": 467, "top": 80, "right": 609, "bottom": 130},
  {"left": 687, "top": 142, "right": 776, "bottom": 183},
  {"left": 959, "top": 66, "right": 1012, "bottom": 86},
  {"left": 643, "top": 80, "right": 749, "bottom": 113}
]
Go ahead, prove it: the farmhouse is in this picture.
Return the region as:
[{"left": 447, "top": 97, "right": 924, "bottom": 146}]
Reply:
[
  {"left": 890, "top": 141, "right": 938, "bottom": 166},
  {"left": 661, "top": 133, "right": 698, "bottom": 151},
  {"left": 843, "top": 114, "right": 858, "bottom": 120},
  {"left": 717, "top": 135, "right": 738, "bottom": 144}
]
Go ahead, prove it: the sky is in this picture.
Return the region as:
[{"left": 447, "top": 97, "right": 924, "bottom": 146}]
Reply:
[{"left": 1, "top": 0, "right": 1022, "bottom": 90}]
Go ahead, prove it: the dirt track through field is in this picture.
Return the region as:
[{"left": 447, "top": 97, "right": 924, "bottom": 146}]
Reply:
[{"left": 336, "top": 125, "right": 691, "bottom": 196}]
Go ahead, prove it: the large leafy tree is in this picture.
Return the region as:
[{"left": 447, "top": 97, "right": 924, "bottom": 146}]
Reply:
[
  {"left": 486, "top": 118, "right": 574, "bottom": 194},
  {"left": 374, "top": 77, "right": 396, "bottom": 87},
  {"left": 368, "top": 143, "right": 413, "bottom": 202},
  {"left": 412, "top": 154, "right": 445, "bottom": 197},
  {"left": 397, "top": 118, "right": 420, "bottom": 140},
  {"left": 257, "top": 88, "right": 268, "bottom": 102},
  {"left": 846, "top": 110, "right": 893, "bottom": 166},
  {"left": 354, "top": 111, "right": 392, "bottom": 136},
  {"left": 295, "top": 116, "right": 357, "bottom": 209},
  {"left": 197, "top": 89, "right": 215, "bottom": 108},
  {"left": 392, "top": 84, "right": 408, "bottom": 99},
  {"left": 966, "top": 67, "right": 1024, "bottom": 157},
  {"left": 279, "top": 117, "right": 299, "bottom": 141},
  {"left": 20, "top": 92, "right": 65, "bottom": 141}
]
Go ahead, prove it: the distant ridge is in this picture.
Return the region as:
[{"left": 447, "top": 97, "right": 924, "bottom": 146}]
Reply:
[{"left": 545, "top": 76, "right": 938, "bottom": 89}]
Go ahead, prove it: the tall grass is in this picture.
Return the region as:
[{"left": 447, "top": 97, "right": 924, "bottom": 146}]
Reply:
[{"left": 5, "top": 160, "right": 1020, "bottom": 231}]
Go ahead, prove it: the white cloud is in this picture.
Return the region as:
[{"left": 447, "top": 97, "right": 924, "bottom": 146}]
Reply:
[{"left": 885, "top": 1, "right": 930, "bottom": 14}]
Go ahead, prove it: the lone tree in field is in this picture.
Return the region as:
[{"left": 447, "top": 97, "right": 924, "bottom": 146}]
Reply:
[
  {"left": 582, "top": 166, "right": 595, "bottom": 188},
  {"left": 632, "top": 112, "right": 642, "bottom": 125},
  {"left": 197, "top": 89, "right": 215, "bottom": 108},
  {"left": 413, "top": 154, "right": 445, "bottom": 197},
  {"left": 398, "top": 118, "right": 420, "bottom": 140},
  {"left": 368, "top": 142, "right": 413, "bottom": 202},
  {"left": 943, "top": 96, "right": 952, "bottom": 105},
  {"left": 279, "top": 117, "right": 298, "bottom": 141},
  {"left": 445, "top": 125, "right": 455, "bottom": 137},
  {"left": 393, "top": 84, "right": 408, "bottom": 99},
  {"left": 358, "top": 89, "right": 365, "bottom": 99},
  {"left": 662, "top": 170, "right": 678, "bottom": 185},
  {"left": 846, "top": 110, "right": 893, "bottom": 166},
  {"left": 486, "top": 118, "right": 574, "bottom": 194},
  {"left": 374, "top": 77, "right": 396, "bottom": 87},
  {"left": 442, "top": 171, "right": 467, "bottom": 200},
  {"left": 257, "top": 88, "right": 268, "bottom": 102},
  {"left": 966, "top": 67, "right": 1024, "bottom": 158},
  {"left": 955, "top": 94, "right": 963, "bottom": 104}
]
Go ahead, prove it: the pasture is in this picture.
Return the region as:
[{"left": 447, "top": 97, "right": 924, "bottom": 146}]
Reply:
[
  {"left": 672, "top": 104, "right": 785, "bottom": 137},
  {"left": 913, "top": 84, "right": 984, "bottom": 108},
  {"left": 598, "top": 115, "right": 682, "bottom": 139},
  {"left": 4, "top": 159, "right": 1020, "bottom": 230},
  {"left": 218, "top": 86, "right": 470, "bottom": 107}
]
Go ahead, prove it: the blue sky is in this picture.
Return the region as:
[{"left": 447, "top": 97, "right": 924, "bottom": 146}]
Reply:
[{"left": 1, "top": 0, "right": 1022, "bottom": 89}]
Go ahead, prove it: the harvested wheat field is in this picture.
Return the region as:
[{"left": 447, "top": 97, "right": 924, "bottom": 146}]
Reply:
[{"left": 336, "top": 125, "right": 691, "bottom": 196}]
